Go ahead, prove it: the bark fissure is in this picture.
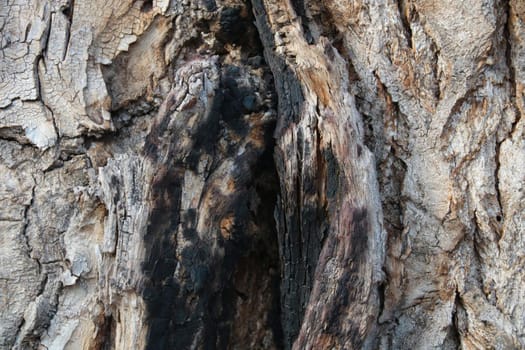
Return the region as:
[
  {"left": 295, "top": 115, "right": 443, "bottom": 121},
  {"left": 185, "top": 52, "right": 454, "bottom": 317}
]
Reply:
[
  {"left": 1, "top": 0, "right": 525, "bottom": 349},
  {"left": 21, "top": 179, "right": 40, "bottom": 273},
  {"left": 60, "top": 0, "right": 74, "bottom": 61}
]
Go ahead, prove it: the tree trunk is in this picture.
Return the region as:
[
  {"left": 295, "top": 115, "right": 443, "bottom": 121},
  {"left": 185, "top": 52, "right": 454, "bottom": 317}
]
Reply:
[{"left": 1, "top": 0, "right": 523, "bottom": 349}]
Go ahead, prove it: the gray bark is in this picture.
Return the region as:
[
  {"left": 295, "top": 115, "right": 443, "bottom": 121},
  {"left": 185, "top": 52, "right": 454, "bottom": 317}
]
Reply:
[{"left": 0, "top": 0, "right": 524, "bottom": 349}]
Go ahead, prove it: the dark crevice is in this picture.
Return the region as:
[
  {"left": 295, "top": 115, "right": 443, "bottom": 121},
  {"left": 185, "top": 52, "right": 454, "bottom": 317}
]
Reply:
[
  {"left": 40, "top": 9, "right": 52, "bottom": 58},
  {"left": 0, "top": 126, "right": 33, "bottom": 145},
  {"left": 216, "top": 3, "right": 263, "bottom": 56},
  {"left": 377, "top": 280, "right": 386, "bottom": 323},
  {"left": 60, "top": 0, "right": 74, "bottom": 61},
  {"left": 396, "top": 0, "right": 413, "bottom": 50},
  {"left": 289, "top": 0, "right": 313, "bottom": 44},
  {"left": 140, "top": 0, "right": 153, "bottom": 12},
  {"left": 250, "top": 0, "right": 333, "bottom": 347},
  {"left": 495, "top": 2, "right": 512, "bottom": 224},
  {"left": 448, "top": 290, "right": 463, "bottom": 347},
  {"left": 13, "top": 279, "right": 61, "bottom": 349},
  {"left": 89, "top": 312, "right": 116, "bottom": 350},
  {"left": 141, "top": 116, "right": 282, "bottom": 349},
  {"left": 494, "top": 139, "right": 504, "bottom": 224},
  {"left": 21, "top": 180, "right": 41, "bottom": 273},
  {"left": 139, "top": 3, "right": 284, "bottom": 349},
  {"left": 503, "top": 1, "right": 521, "bottom": 137}
]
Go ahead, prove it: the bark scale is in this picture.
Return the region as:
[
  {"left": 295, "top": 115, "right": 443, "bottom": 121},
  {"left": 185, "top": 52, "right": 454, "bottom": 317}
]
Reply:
[{"left": 0, "top": 0, "right": 524, "bottom": 349}]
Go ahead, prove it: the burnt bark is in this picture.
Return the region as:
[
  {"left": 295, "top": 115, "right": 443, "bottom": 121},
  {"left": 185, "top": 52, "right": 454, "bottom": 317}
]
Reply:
[{"left": 1, "top": 0, "right": 524, "bottom": 349}]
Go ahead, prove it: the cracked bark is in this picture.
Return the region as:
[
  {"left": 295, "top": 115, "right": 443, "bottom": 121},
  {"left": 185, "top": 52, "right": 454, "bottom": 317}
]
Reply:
[{"left": 1, "top": 0, "right": 524, "bottom": 349}]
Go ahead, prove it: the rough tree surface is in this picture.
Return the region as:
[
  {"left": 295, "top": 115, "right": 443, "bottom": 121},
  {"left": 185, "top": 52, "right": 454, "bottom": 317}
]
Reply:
[{"left": 0, "top": 0, "right": 523, "bottom": 349}]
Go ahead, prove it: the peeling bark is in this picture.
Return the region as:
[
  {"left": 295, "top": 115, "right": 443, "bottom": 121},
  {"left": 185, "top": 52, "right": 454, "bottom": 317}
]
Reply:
[{"left": 1, "top": 0, "right": 524, "bottom": 349}]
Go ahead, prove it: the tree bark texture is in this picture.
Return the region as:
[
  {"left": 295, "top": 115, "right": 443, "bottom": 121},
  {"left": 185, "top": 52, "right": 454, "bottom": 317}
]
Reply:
[{"left": 0, "top": 0, "right": 524, "bottom": 349}]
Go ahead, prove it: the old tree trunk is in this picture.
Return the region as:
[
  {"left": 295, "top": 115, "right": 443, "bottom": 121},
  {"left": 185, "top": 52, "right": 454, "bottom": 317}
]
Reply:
[{"left": 1, "top": 0, "right": 524, "bottom": 349}]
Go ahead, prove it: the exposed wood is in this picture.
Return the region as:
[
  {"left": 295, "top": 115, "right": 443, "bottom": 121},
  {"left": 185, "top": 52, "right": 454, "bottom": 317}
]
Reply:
[{"left": 0, "top": 0, "right": 524, "bottom": 349}]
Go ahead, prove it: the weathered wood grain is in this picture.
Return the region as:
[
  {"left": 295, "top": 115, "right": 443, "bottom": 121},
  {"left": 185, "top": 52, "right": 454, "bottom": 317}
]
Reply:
[{"left": 1, "top": 0, "right": 524, "bottom": 349}]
